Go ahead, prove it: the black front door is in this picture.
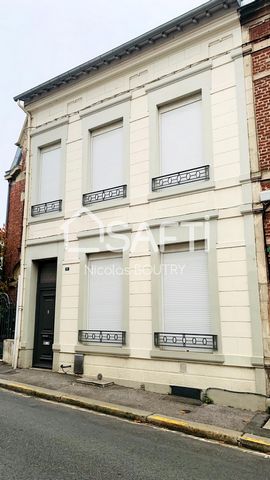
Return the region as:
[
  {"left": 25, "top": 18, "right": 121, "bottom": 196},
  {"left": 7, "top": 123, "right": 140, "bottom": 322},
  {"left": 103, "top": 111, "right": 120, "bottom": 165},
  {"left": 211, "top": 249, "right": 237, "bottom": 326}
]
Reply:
[{"left": 33, "top": 261, "right": 57, "bottom": 369}]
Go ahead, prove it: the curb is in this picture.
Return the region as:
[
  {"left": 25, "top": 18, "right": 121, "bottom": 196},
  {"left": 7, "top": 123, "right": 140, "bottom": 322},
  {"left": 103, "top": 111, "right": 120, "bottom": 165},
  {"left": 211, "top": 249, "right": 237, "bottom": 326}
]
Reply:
[
  {"left": 240, "top": 433, "right": 270, "bottom": 454},
  {"left": 0, "top": 378, "right": 269, "bottom": 454},
  {"left": 0, "top": 379, "right": 151, "bottom": 422},
  {"left": 147, "top": 414, "right": 241, "bottom": 446}
]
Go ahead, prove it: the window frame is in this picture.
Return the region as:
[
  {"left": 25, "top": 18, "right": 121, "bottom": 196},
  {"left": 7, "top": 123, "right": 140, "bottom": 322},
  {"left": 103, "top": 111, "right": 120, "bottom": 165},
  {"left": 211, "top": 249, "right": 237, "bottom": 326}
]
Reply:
[
  {"left": 148, "top": 68, "right": 214, "bottom": 201},
  {"left": 76, "top": 232, "right": 130, "bottom": 356},
  {"left": 160, "top": 242, "right": 213, "bottom": 351},
  {"left": 30, "top": 122, "right": 68, "bottom": 223},
  {"left": 86, "top": 253, "right": 124, "bottom": 333},
  {"left": 37, "top": 142, "right": 62, "bottom": 205},
  {"left": 81, "top": 99, "right": 130, "bottom": 211},
  {"left": 150, "top": 217, "right": 223, "bottom": 363},
  {"left": 90, "top": 120, "right": 125, "bottom": 193},
  {"left": 158, "top": 94, "right": 205, "bottom": 177}
]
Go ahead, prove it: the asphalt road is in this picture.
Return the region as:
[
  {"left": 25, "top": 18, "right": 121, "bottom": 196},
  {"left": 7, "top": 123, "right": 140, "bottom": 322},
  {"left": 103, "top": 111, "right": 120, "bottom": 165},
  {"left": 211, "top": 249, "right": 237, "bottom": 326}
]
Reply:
[{"left": 0, "top": 389, "right": 269, "bottom": 480}]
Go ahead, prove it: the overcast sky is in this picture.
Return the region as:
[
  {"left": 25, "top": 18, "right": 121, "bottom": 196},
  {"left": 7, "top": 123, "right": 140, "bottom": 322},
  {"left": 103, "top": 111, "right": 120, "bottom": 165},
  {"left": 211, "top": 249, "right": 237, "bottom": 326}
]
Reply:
[{"left": 0, "top": 0, "right": 205, "bottom": 226}]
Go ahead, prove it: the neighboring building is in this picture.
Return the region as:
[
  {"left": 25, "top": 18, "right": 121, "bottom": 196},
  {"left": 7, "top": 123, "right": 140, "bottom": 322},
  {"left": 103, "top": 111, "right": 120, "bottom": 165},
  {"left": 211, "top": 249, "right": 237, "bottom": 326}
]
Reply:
[
  {"left": 12, "top": 0, "right": 269, "bottom": 406},
  {"left": 240, "top": 0, "right": 270, "bottom": 394},
  {"left": 4, "top": 122, "right": 27, "bottom": 302}
]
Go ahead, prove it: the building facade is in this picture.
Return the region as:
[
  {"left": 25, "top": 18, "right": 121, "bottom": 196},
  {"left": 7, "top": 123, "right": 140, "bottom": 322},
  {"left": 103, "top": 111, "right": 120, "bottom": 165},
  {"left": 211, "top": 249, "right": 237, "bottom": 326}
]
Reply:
[{"left": 13, "top": 0, "right": 269, "bottom": 403}]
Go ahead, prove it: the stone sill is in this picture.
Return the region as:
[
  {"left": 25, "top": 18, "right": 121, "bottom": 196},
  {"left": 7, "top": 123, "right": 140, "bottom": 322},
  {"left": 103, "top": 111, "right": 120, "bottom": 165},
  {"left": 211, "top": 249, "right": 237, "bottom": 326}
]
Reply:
[{"left": 75, "top": 344, "right": 130, "bottom": 357}]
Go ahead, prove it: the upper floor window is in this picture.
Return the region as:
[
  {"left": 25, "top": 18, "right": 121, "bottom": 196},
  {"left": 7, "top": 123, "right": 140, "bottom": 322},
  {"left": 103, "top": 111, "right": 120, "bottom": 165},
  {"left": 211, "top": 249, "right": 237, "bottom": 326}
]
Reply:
[
  {"left": 92, "top": 123, "right": 124, "bottom": 190},
  {"left": 152, "top": 96, "right": 209, "bottom": 191},
  {"left": 160, "top": 97, "right": 203, "bottom": 173},
  {"left": 32, "top": 142, "right": 62, "bottom": 216},
  {"left": 83, "top": 122, "right": 127, "bottom": 206},
  {"left": 39, "top": 143, "right": 61, "bottom": 203}
]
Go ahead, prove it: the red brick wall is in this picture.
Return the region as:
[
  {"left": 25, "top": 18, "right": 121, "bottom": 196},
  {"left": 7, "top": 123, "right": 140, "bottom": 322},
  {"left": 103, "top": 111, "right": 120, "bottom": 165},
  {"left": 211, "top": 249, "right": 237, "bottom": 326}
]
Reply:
[
  {"left": 249, "top": 17, "right": 270, "bottom": 249},
  {"left": 252, "top": 46, "right": 270, "bottom": 171},
  {"left": 5, "top": 150, "right": 26, "bottom": 301},
  {"left": 250, "top": 18, "right": 270, "bottom": 42}
]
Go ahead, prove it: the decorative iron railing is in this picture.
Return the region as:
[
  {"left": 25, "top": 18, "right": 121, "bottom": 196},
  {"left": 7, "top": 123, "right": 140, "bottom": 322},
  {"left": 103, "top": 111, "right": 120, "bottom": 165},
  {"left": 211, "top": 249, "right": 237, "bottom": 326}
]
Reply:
[
  {"left": 78, "top": 330, "right": 126, "bottom": 345},
  {"left": 152, "top": 165, "right": 210, "bottom": 191},
  {"left": 83, "top": 185, "right": 127, "bottom": 206},
  {"left": 31, "top": 199, "right": 62, "bottom": 216},
  {"left": 0, "top": 293, "right": 16, "bottom": 359},
  {"left": 154, "top": 332, "right": 218, "bottom": 351}
]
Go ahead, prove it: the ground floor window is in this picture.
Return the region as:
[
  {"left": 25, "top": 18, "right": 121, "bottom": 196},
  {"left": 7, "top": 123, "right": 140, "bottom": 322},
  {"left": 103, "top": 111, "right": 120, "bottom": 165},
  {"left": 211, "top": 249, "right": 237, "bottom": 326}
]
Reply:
[
  {"left": 87, "top": 256, "right": 123, "bottom": 331},
  {"left": 162, "top": 248, "right": 211, "bottom": 336}
]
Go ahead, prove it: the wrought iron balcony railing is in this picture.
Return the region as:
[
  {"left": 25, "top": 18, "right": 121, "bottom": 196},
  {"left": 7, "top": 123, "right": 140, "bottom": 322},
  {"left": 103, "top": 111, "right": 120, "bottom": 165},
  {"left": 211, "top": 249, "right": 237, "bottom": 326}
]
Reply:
[
  {"left": 31, "top": 199, "right": 62, "bottom": 217},
  {"left": 154, "top": 332, "right": 218, "bottom": 351},
  {"left": 152, "top": 165, "right": 210, "bottom": 191},
  {"left": 78, "top": 330, "right": 126, "bottom": 346},
  {"left": 83, "top": 185, "right": 127, "bottom": 206}
]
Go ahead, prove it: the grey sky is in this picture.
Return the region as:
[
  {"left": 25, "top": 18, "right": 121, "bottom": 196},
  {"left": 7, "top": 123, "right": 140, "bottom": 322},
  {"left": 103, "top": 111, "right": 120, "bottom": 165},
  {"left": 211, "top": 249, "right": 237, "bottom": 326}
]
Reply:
[{"left": 0, "top": 0, "right": 204, "bottom": 225}]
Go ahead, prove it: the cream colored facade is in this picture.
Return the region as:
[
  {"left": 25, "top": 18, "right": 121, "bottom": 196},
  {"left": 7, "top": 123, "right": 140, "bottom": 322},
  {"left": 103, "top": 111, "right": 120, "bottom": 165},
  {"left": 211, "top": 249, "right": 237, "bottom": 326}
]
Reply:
[{"left": 17, "top": 3, "right": 268, "bottom": 399}]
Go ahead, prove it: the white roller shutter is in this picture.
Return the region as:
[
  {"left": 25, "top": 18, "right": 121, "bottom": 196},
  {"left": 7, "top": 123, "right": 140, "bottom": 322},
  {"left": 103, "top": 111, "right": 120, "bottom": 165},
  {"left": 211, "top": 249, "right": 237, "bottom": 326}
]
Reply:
[
  {"left": 160, "top": 99, "right": 203, "bottom": 175},
  {"left": 39, "top": 144, "right": 61, "bottom": 203},
  {"left": 88, "top": 257, "right": 123, "bottom": 330},
  {"left": 91, "top": 125, "right": 124, "bottom": 191},
  {"left": 162, "top": 250, "right": 211, "bottom": 334}
]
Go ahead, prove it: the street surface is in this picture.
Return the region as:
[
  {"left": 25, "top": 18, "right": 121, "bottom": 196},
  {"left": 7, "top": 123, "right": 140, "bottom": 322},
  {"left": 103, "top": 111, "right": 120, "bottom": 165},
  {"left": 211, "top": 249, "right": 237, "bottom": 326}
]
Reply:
[{"left": 0, "top": 389, "right": 269, "bottom": 479}]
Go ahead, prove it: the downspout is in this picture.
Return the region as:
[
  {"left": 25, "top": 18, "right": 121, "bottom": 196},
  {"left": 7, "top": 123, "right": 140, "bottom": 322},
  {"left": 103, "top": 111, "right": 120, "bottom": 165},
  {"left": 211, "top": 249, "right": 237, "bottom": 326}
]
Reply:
[{"left": 12, "top": 101, "right": 31, "bottom": 369}]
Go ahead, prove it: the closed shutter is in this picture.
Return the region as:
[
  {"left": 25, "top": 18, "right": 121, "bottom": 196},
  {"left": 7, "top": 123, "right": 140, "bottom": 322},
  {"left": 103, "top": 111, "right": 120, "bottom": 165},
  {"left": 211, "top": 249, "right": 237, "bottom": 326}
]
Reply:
[
  {"left": 162, "top": 250, "right": 211, "bottom": 334},
  {"left": 91, "top": 125, "right": 124, "bottom": 191},
  {"left": 88, "top": 257, "right": 123, "bottom": 330},
  {"left": 160, "top": 99, "right": 203, "bottom": 175},
  {"left": 39, "top": 144, "right": 61, "bottom": 203}
]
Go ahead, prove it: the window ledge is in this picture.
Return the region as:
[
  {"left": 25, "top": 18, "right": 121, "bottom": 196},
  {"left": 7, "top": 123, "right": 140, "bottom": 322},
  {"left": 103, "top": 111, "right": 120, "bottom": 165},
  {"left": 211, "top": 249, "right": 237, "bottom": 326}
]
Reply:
[
  {"left": 148, "top": 180, "right": 215, "bottom": 202},
  {"left": 83, "top": 198, "right": 130, "bottom": 212},
  {"left": 150, "top": 349, "right": 224, "bottom": 364},
  {"left": 26, "top": 235, "right": 64, "bottom": 246},
  {"left": 28, "top": 211, "right": 64, "bottom": 224},
  {"left": 75, "top": 344, "right": 130, "bottom": 357}
]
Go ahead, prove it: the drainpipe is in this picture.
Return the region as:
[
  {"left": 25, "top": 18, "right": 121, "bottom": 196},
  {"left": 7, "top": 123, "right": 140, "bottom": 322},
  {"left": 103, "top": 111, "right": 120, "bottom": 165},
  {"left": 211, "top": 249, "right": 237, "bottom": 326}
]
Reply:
[{"left": 12, "top": 101, "right": 31, "bottom": 369}]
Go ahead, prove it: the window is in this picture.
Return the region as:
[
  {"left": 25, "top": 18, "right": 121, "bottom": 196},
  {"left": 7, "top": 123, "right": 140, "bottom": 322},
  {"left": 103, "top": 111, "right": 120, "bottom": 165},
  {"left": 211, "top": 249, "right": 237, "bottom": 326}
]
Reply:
[
  {"left": 91, "top": 123, "right": 124, "bottom": 192},
  {"left": 83, "top": 122, "right": 126, "bottom": 205},
  {"left": 81, "top": 99, "right": 130, "bottom": 207},
  {"left": 152, "top": 97, "right": 209, "bottom": 191},
  {"left": 32, "top": 143, "right": 62, "bottom": 216},
  {"left": 85, "top": 256, "right": 124, "bottom": 344},
  {"left": 156, "top": 247, "right": 215, "bottom": 350},
  {"left": 160, "top": 98, "right": 203, "bottom": 174},
  {"left": 39, "top": 143, "right": 61, "bottom": 204}
]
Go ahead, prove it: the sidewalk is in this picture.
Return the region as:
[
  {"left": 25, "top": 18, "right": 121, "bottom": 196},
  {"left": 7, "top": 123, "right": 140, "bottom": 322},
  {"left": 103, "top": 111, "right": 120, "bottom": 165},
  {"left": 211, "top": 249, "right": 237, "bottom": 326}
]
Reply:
[{"left": 0, "top": 363, "right": 269, "bottom": 453}]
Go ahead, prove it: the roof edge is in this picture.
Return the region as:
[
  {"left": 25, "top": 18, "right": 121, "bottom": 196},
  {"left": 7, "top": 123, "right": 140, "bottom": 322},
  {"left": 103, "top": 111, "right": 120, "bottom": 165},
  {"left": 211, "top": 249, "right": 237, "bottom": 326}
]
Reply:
[{"left": 14, "top": 0, "right": 239, "bottom": 104}]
